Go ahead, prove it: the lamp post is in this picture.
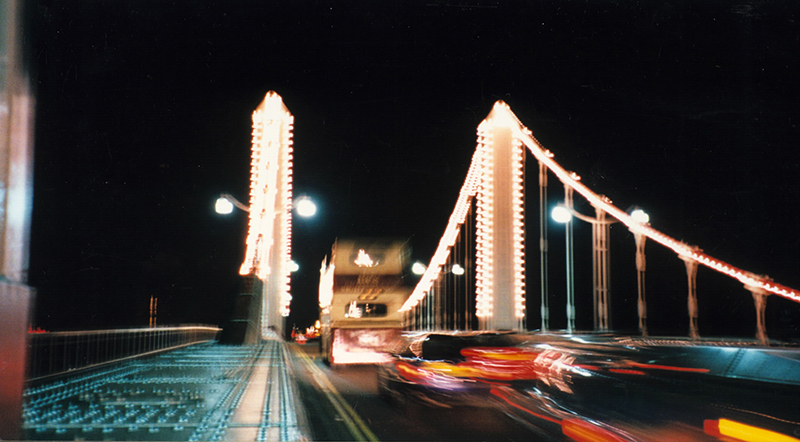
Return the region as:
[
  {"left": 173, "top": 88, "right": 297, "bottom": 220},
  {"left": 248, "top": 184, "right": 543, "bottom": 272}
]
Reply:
[
  {"left": 215, "top": 192, "right": 316, "bottom": 342},
  {"left": 552, "top": 186, "right": 575, "bottom": 333},
  {"left": 294, "top": 195, "right": 317, "bottom": 218},
  {"left": 630, "top": 209, "right": 650, "bottom": 336},
  {"left": 215, "top": 193, "right": 250, "bottom": 214}
]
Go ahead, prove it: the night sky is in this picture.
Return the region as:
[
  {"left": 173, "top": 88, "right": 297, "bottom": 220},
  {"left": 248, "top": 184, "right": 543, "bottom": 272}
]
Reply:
[{"left": 27, "top": 1, "right": 799, "bottom": 339}]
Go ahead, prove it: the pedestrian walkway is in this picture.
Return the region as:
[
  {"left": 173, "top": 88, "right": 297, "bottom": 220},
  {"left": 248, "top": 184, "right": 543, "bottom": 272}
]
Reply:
[{"left": 22, "top": 339, "right": 310, "bottom": 441}]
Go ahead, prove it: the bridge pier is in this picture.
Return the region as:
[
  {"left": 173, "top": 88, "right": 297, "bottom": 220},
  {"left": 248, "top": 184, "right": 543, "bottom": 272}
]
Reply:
[
  {"left": 239, "top": 92, "right": 295, "bottom": 339},
  {"left": 475, "top": 103, "right": 526, "bottom": 331}
]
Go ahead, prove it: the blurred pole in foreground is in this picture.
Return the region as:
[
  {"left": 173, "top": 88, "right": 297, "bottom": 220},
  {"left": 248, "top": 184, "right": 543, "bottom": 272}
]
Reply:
[{"left": 0, "top": 0, "right": 36, "bottom": 439}]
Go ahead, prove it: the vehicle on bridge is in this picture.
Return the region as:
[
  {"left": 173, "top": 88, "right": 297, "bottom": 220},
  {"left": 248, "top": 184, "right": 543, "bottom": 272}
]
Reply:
[
  {"left": 318, "top": 238, "right": 412, "bottom": 366},
  {"left": 376, "top": 332, "right": 800, "bottom": 442}
]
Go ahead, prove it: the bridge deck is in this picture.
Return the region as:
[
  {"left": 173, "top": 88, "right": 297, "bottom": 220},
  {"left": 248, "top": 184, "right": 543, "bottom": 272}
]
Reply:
[
  {"left": 21, "top": 334, "right": 799, "bottom": 441},
  {"left": 22, "top": 340, "right": 309, "bottom": 441}
]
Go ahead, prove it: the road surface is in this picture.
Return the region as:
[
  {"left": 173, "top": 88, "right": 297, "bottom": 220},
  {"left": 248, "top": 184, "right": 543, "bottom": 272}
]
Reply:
[{"left": 289, "top": 341, "right": 541, "bottom": 441}]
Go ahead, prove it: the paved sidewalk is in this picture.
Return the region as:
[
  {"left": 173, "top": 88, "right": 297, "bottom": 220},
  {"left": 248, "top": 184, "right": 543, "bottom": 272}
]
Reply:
[
  {"left": 223, "top": 339, "right": 310, "bottom": 441},
  {"left": 23, "top": 339, "right": 311, "bottom": 441}
]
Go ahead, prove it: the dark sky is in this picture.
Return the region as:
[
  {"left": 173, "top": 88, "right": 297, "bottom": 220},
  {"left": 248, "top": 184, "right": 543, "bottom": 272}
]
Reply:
[{"left": 27, "top": 1, "right": 800, "bottom": 338}]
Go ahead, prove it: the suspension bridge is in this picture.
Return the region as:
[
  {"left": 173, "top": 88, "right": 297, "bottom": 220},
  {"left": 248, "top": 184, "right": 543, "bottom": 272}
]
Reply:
[
  {"left": 400, "top": 100, "right": 799, "bottom": 345},
  {"left": 7, "top": 93, "right": 800, "bottom": 441}
]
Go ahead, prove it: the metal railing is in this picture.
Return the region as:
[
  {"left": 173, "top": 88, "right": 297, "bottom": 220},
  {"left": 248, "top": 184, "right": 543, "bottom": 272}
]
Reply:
[{"left": 27, "top": 325, "right": 221, "bottom": 381}]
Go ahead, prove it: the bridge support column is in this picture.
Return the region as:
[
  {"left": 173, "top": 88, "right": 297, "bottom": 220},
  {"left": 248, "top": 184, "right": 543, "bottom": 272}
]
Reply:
[
  {"left": 634, "top": 232, "right": 648, "bottom": 336},
  {"left": 475, "top": 103, "right": 526, "bottom": 331},
  {"left": 240, "top": 92, "right": 294, "bottom": 340},
  {"left": 746, "top": 285, "right": 769, "bottom": 346},
  {"left": 592, "top": 207, "right": 611, "bottom": 332},
  {"left": 564, "top": 187, "right": 576, "bottom": 333},
  {"left": 681, "top": 256, "right": 700, "bottom": 339},
  {"left": 538, "top": 160, "right": 550, "bottom": 332}
]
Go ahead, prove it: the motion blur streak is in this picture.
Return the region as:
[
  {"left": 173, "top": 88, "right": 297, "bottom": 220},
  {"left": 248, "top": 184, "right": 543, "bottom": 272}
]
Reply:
[
  {"left": 627, "top": 362, "right": 710, "bottom": 373},
  {"left": 608, "top": 369, "right": 646, "bottom": 375},
  {"left": 704, "top": 419, "right": 800, "bottom": 442},
  {"left": 489, "top": 388, "right": 561, "bottom": 425},
  {"left": 461, "top": 346, "right": 540, "bottom": 360},
  {"left": 489, "top": 388, "right": 633, "bottom": 442},
  {"left": 562, "top": 418, "right": 631, "bottom": 442}
]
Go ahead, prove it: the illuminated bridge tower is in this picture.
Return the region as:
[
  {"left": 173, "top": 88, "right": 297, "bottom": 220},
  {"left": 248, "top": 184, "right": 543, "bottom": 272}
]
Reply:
[
  {"left": 475, "top": 102, "right": 526, "bottom": 331},
  {"left": 240, "top": 91, "right": 294, "bottom": 340}
]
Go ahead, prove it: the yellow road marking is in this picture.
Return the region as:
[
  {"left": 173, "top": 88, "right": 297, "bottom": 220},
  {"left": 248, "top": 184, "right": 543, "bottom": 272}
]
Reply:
[{"left": 296, "top": 350, "right": 379, "bottom": 442}]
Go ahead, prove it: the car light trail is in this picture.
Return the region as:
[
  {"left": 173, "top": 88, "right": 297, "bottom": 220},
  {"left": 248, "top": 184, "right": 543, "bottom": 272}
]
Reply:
[
  {"left": 562, "top": 418, "right": 631, "bottom": 442},
  {"left": 704, "top": 418, "right": 800, "bottom": 442}
]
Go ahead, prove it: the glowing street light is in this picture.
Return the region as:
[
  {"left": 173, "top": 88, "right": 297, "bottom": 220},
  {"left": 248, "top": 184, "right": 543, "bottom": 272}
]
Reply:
[
  {"left": 215, "top": 198, "right": 234, "bottom": 214},
  {"left": 215, "top": 193, "right": 250, "bottom": 214},
  {"left": 294, "top": 196, "right": 317, "bottom": 218},
  {"left": 411, "top": 262, "right": 427, "bottom": 276},
  {"left": 451, "top": 263, "right": 465, "bottom": 276},
  {"left": 631, "top": 208, "right": 650, "bottom": 224},
  {"left": 288, "top": 260, "right": 300, "bottom": 273},
  {"left": 551, "top": 205, "right": 573, "bottom": 223}
]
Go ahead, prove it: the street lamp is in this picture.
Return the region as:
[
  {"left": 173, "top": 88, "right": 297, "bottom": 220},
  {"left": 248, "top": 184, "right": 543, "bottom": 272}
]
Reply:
[
  {"left": 551, "top": 206, "right": 573, "bottom": 223},
  {"left": 630, "top": 208, "right": 650, "bottom": 336},
  {"left": 215, "top": 191, "right": 314, "bottom": 328},
  {"left": 552, "top": 191, "right": 575, "bottom": 333},
  {"left": 411, "top": 261, "right": 427, "bottom": 276},
  {"left": 215, "top": 193, "right": 250, "bottom": 214},
  {"left": 294, "top": 196, "right": 317, "bottom": 218}
]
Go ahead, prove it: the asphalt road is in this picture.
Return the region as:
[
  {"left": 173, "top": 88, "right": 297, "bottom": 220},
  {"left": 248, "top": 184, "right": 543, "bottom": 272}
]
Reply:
[
  {"left": 289, "top": 341, "right": 542, "bottom": 441},
  {"left": 287, "top": 337, "right": 800, "bottom": 442}
]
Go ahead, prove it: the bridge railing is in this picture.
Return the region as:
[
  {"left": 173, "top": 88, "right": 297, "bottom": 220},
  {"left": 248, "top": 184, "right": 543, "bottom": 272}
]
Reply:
[{"left": 26, "top": 325, "right": 221, "bottom": 381}]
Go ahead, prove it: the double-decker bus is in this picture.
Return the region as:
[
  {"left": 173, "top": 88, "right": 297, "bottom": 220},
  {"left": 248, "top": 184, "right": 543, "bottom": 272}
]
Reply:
[{"left": 319, "top": 238, "right": 411, "bottom": 366}]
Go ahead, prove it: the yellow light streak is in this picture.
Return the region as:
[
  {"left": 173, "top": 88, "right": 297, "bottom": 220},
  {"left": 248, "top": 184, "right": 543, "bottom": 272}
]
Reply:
[{"left": 717, "top": 418, "right": 799, "bottom": 442}]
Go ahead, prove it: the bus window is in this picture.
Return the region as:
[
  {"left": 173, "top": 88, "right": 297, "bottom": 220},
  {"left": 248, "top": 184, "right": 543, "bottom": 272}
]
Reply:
[{"left": 345, "top": 301, "right": 388, "bottom": 318}]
